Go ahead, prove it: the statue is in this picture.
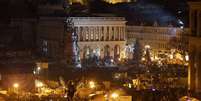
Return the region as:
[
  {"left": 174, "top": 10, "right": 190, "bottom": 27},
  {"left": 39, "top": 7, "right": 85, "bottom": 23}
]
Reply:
[{"left": 63, "top": 0, "right": 81, "bottom": 68}]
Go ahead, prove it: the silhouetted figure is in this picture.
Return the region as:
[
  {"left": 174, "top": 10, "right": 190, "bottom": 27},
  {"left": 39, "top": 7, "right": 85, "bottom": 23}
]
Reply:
[{"left": 67, "top": 81, "right": 76, "bottom": 101}]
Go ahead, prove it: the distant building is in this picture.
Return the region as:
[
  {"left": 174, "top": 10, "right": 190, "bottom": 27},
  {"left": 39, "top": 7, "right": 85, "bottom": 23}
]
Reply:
[
  {"left": 188, "top": 1, "right": 201, "bottom": 93},
  {"left": 127, "top": 25, "right": 188, "bottom": 57},
  {"left": 36, "top": 17, "right": 65, "bottom": 59},
  {"left": 68, "top": 0, "right": 133, "bottom": 4},
  {"left": 104, "top": 0, "right": 132, "bottom": 4},
  {"left": 36, "top": 17, "right": 127, "bottom": 63}
]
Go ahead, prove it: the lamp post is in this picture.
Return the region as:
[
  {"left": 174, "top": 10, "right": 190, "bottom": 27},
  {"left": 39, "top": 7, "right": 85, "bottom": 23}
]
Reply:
[
  {"left": 110, "top": 92, "right": 119, "bottom": 101},
  {"left": 13, "top": 83, "right": 19, "bottom": 100}
]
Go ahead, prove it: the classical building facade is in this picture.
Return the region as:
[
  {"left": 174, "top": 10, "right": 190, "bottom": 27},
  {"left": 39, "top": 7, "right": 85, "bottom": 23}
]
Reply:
[
  {"left": 36, "top": 17, "right": 127, "bottom": 62},
  {"left": 127, "top": 25, "right": 187, "bottom": 53},
  {"left": 188, "top": 1, "right": 201, "bottom": 93},
  {"left": 71, "top": 17, "right": 127, "bottom": 60}
]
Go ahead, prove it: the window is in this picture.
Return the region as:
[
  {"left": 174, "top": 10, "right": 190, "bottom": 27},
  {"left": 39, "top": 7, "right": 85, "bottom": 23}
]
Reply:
[
  {"left": 102, "top": 27, "right": 104, "bottom": 40},
  {"left": 107, "top": 27, "right": 109, "bottom": 40},
  {"left": 42, "top": 40, "right": 48, "bottom": 56},
  {"left": 80, "top": 27, "right": 83, "bottom": 41},
  {"left": 43, "top": 40, "right": 48, "bottom": 46},
  {"left": 86, "top": 27, "right": 89, "bottom": 40},
  {"left": 112, "top": 27, "right": 114, "bottom": 40}
]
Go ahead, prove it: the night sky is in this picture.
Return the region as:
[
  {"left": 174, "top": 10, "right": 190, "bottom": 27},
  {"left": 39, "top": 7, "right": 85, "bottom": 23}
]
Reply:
[{"left": 0, "top": 0, "right": 190, "bottom": 26}]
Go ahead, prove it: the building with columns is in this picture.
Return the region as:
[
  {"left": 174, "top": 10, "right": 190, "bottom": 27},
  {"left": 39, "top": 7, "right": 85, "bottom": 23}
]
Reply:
[
  {"left": 188, "top": 1, "right": 201, "bottom": 93},
  {"left": 70, "top": 17, "right": 127, "bottom": 61}
]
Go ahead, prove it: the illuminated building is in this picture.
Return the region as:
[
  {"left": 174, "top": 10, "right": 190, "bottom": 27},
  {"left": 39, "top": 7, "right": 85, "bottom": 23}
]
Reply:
[
  {"left": 127, "top": 25, "right": 189, "bottom": 58},
  {"left": 70, "top": 17, "right": 127, "bottom": 60},
  {"left": 104, "top": 0, "right": 132, "bottom": 4},
  {"left": 69, "top": 0, "right": 86, "bottom": 5},
  {"left": 68, "top": 0, "right": 132, "bottom": 4},
  {"left": 188, "top": 1, "right": 201, "bottom": 93}
]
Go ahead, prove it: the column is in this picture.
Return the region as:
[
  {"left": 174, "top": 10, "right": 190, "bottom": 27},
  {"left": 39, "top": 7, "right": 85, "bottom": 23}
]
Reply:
[
  {"left": 118, "top": 27, "right": 121, "bottom": 41},
  {"left": 123, "top": 26, "right": 126, "bottom": 40},
  {"left": 112, "top": 27, "right": 114, "bottom": 41},
  {"left": 109, "top": 26, "right": 111, "bottom": 41},
  {"left": 123, "top": 27, "right": 125, "bottom": 40},
  {"left": 89, "top": 27, "right": 92, "bottom": 41},
  {"left": 85, "top": 27, "right": 88, "bottom": 41},
  {"left": 120, "top": 27, "right": 123, "bottom": 40},
  {"left": 86, "top": 27, "right": 88, "bottom": 41},
  {"left": 88, "top": 27, "right": 91, "bottom": 41},
  {"left": 78, "top": 27, "right": 80, "bottom": 41},
  {"left": 92, "top": 27, "right": 94, "bottom": 41},
  {"left": 99, "top": 27, "right": 101, "bottom": 41},
  {"left": 110, "top": 47, "right": 114, "bottom": 58},
  {"left": 83, "top": 27, "right": 86, "bottom": 41},
  {"left": 114, "top": 27, "right": 116, "bottom": 41},
  {"left": 104, "top": 26, "right": 107, "bottom": 41}
]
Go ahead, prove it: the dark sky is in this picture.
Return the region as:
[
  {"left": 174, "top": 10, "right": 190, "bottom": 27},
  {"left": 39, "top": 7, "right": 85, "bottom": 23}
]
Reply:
[{"left": 0, "top": 0, "right": 193, "bottom": 26}]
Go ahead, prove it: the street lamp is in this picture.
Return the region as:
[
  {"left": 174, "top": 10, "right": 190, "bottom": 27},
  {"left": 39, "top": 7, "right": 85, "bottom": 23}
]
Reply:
[
  {"left": 13, "top": 83, "right": 19, "bottom": 88},
  {"left": 36, "top": 82, "right": 43, "bottom": 88},
  {"left": 111, "top": 92, "right": 119, "bottom": 99},
  {"left": 13, "top": 83, "right": 19, "bottom": 99},
  {"left": 37, "top": 66, "right": 41, "bottom": 72},
  {"left": 89, "top": 81, "right": 96, "bottom": 89}
]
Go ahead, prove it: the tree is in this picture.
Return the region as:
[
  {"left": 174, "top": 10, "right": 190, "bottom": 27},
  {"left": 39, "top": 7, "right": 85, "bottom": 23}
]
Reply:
[{"left": 133, "top": 39, "right": 142, "bottom": 66}]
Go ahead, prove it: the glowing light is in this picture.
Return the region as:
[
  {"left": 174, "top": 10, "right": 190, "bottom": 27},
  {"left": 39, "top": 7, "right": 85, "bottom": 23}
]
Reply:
[
  {"left": 33, "top": 71, "right": 36, "bottom": 74},
  {"left": 104, "top": 94, "right": 108, "bottom": 98},
  {"left": 151, "top": 57, "right": 154, "bottom": 61},
  {"left": 141, "top": 57, "right": 145, "bottom": 61},
  {"left": 178, "top": 19, "right": 184, "bottom": 25},
  {"left": 111, "top": 59, "right": 114, "bottom": 63},
  {"left": 128, "top": 83, "right": 132, "bottom": 88},
  {"left": 120, "top": 51, "right": 126, "bottom": 60},
  {"left": 64, "top": 94, "right": 67, "bottom": 98},
  {"left": 185, "top": 55, "right": 189, "bottom": 61},
  {"left": 89, "top": 93, "right": 96, "bottom": 97},
  {"left": 13, "top": 83, "right": 19, "bottom": 88},
  {"left": 104, "top": 0, "right": 130, "bottom": 4},
  {"left": 36, "top": 82, "right": 44, "bottom": 88},
  {"left": 152, "top": 88, "right": 156, "bottom": 91},
  {"left": 178, "top": 11, "right": 182, "bottom": 14},
  {"left": 111, "top": 92, "right": 119, "bottom": 99},
  {"left": 37, "top": 67, "right": 41, "bottom": 71},
  {"left": 170, "top": 54, "right": 173, "bottom": 59},
  {"left": 89, "top": 81, "right": 95, "bottom": 89},
  {"left": 145, "top": 45, "right": 150, "bottom": 49},
  {"left": 155, "top": 56, "right": 158, "bottom": 60}
]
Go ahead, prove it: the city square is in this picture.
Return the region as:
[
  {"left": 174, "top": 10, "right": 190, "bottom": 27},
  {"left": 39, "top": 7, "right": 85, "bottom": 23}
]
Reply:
[{"left": 0, "top": 0, "right": 201, "bottom": 101}]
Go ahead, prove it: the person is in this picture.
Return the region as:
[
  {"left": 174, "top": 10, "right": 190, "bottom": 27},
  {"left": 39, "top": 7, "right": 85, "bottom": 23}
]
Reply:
[{"left": 67, "top": 81, "right": 76, "bottom": 101}]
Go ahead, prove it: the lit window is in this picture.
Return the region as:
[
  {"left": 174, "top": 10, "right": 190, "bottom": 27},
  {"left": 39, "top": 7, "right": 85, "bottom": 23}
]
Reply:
[
  {"left": 86, "top": 34, "right": 89, "bottom": 40},
  {"left": 43, "top": 40, "right": 48, "bottom": 46},
  {"left": 91, "top": 33, "right": 94, "bottom": 40}
]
